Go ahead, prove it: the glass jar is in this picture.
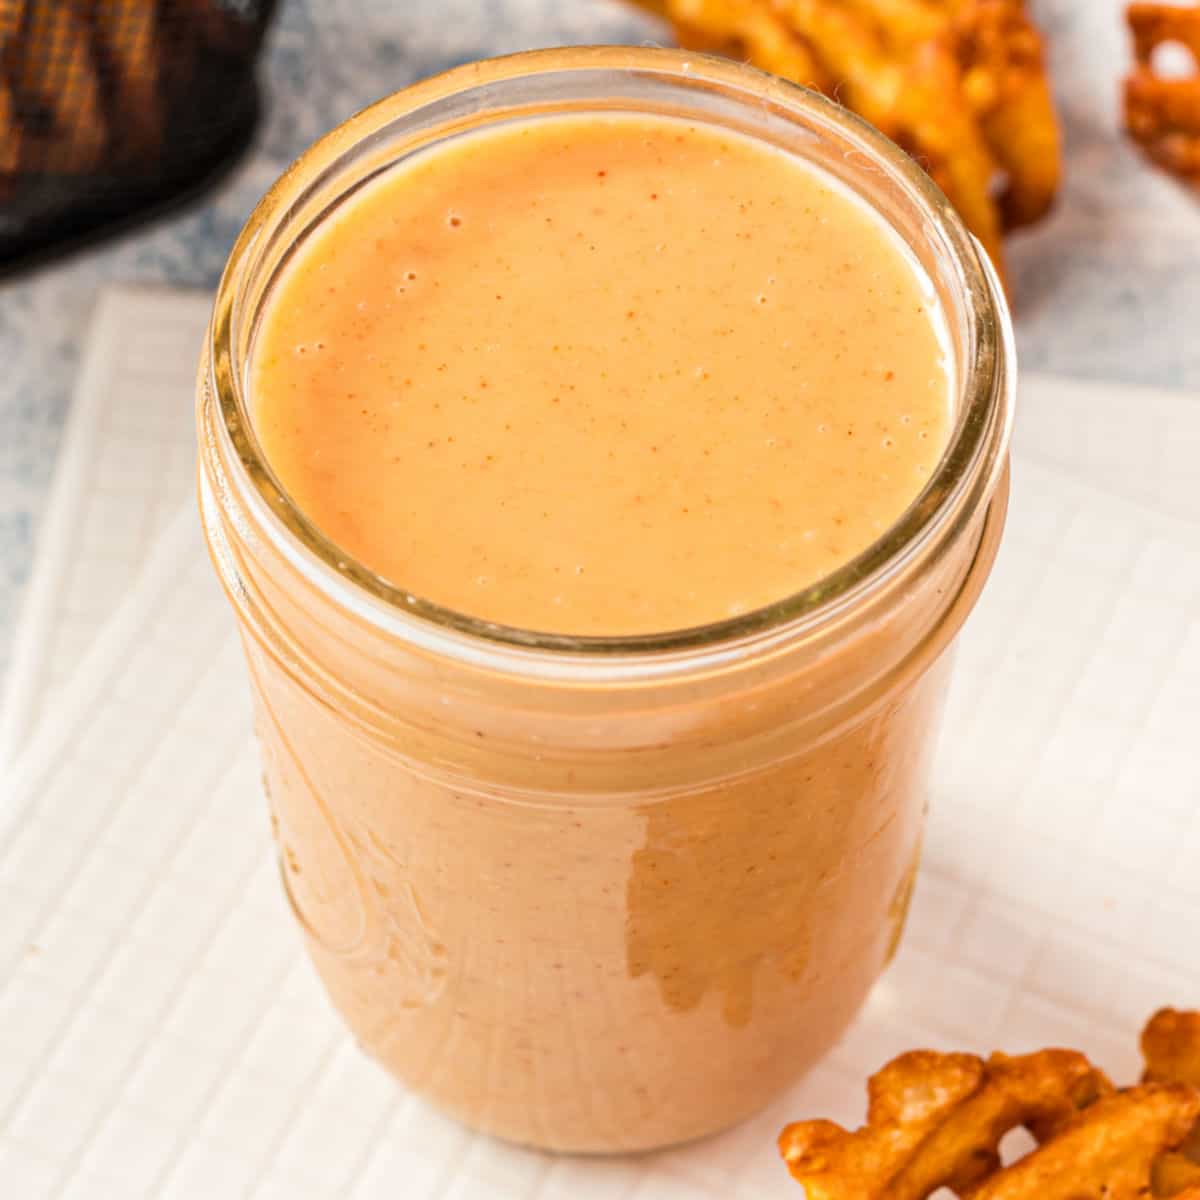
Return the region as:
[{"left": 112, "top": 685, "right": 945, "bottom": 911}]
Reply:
[{"left": 197, "top": 47, "right": 1013, "bottom": 1154}]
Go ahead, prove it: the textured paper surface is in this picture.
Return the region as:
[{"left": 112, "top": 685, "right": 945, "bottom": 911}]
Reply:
[
  {"left": 0, "top": 291, "right": 1198, "bottom": 1195},
  {"left": 0, "top": 287, "right": 209, "bottom": 767}
]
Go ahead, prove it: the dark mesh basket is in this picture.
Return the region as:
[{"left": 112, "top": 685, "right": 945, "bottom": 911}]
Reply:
[{"left": 0, "top": 0, "right": 277, "bottom": 270}]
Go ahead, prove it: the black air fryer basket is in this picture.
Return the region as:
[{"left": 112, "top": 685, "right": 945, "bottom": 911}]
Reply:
[{"left": 0, "top": 0, "right": 277, "bottom": 269}]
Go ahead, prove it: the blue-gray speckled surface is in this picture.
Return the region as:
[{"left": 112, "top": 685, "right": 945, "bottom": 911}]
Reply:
[{"left": 1, "top": 0, "right": 1198, "bottom": 682}]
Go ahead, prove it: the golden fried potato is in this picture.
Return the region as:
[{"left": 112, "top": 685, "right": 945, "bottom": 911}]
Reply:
[
  {"left": 1126, "top": 3, "right": 1200, "bottom": 182},
  {"left": 969, "top": 1085, "right": 1200, "bottom": 1200},
  {"left": 950, "top": 0, "right": 1061, "bottom": 228},
  {"left": 1143, "top": 1010, "right": 1200, "bottom": 1197},
  {"left": 1155, "top": 1149, "right": 1200, "bottom": 1198},
  {"left": 778, "top": 1049, "right": 1110, "bottom": 1199},
  {"left": 779, "top": 1051, "right": 985, "bottom": 1199},
  {"left": 630, "top": 0, "right": 1064, "bottom": 284},
  {"left": 665, "top": 0, "right": 830, "bottom": 85},
  {"left": 1145, "top": 1009, "right": 1200, "bottom": 1089},
  {"left": 779, "top": 1011, "right": 1200, "bottom": 1200}
]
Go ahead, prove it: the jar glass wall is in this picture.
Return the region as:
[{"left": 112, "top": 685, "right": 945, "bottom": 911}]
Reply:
[{"left": 197, "top": 46, "right": 1013, "bottom": 1154}]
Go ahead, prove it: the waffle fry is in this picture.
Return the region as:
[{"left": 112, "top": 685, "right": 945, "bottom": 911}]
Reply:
[
  {"left": 778, "top": 1049, "right": 1112, "bottom": 1199},
  {"left": 1126, "top": 2, "right": 1200, "bottom": 182},
  {"left": 779, "top": 1010, "right": 1200, "bottom": 1200},
  {"left": 1145, "top": 1009, "right": 1200, "bottom": 1197},
  {"left": 1145, "top": 1009, "right": 1200, "bottom": 1089},
  {"left": 951, "top": 0, "right": 1060, "bottom": 227},
  {"left": 633, "top": 0, "right": 1063, "bottom": 282},
  {"left": 970, "top": 1086, "right": 1200, "bottom": 1200},
  {"left": 662, "top": 0, "right": 830, "bottom": 86}
]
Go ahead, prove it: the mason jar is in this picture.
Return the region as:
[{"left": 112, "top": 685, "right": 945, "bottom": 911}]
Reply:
[{"left": 197, "top": 46, "right": 1013, "bottom": 1154}]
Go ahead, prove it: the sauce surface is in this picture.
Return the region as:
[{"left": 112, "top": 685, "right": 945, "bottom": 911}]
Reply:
[{"left": 252, "top": 114, "right": 951, "bottom": 635}]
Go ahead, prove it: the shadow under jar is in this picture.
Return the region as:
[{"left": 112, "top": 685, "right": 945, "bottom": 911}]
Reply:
[{"left": 197, "top": 47, "right": 1013, "bottom": 1154}]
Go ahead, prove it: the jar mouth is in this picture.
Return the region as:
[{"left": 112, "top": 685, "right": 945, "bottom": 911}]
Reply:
[{"left": 207, "top": 45, "right": 1012, "bottom": 660}]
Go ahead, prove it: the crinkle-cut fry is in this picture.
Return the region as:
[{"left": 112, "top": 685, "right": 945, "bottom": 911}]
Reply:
[
  {"left": 773, "top": 0, "right": 1010, "bottom": 272},
  {"left": 1144, "top": 1010, "right": 1200, "bottom": 1089},
  {"left": 1154, "top": 1147, "right": 1200, "bottom": 1198},
  {"left": 1129, "top": 1, "right": 1200, "bottom": 62},
  {"left": 816, "top": 0, "right": 1060, "bottom": 249},
  {"left": 1143, "top": 1010, "right": 1200, "bottom": 1197},
  {"left": 667, "top": 0, "right": 829, "bottom": 88},
  {"left": 890, "top": 40, "right": 1006, "bottom": 275},
  {"left": 772, "top": 0, "right": 992, "bottom": 260},
  {"left": 773, "top": 0, "right": 901, "bottom": 128},
  {"left": 1125, "top": 3, "right": 1200, "bottom": 182},
  {"left": 836, "top": 0, "right": 948, "bottom": 53},
  {"left": 778, "top": 1049, "right": 1110, "bottom": 1200},
  {"left": 891, "top": 1050, "right": 1111, "bottom": 1196},
  {"left": 1126, "top": 73, "right": 1200, "bottom": 180},
  {"left": 629, "top": 0, "right": 1062, "bottom": 281},
  {"left": 969, "top": 1084, "right": 1200, "bottom": 1200},
  {"left": 779, "top": 1051, "right": 984, "bottom": 1200},
  {"left": 951, "top": 0, "right": 1061, "bottom": 227}
]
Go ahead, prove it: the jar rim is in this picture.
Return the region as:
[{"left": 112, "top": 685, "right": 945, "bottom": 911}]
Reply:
[{"left": 205, "top": 45, "right": 1013, "bottom": 666}]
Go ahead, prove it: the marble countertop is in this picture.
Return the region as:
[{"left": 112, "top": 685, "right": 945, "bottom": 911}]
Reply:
[{"left": 1, "top": 0, "right": 1197, "bottom": 682}]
